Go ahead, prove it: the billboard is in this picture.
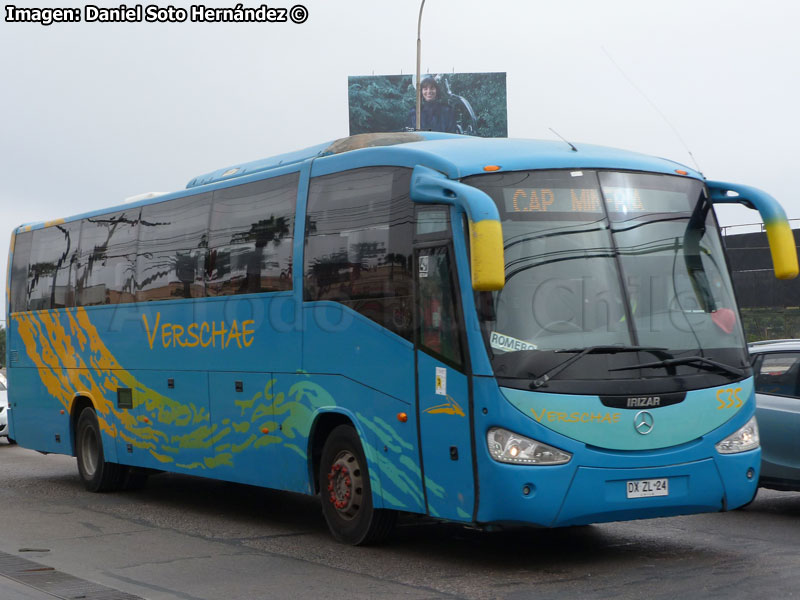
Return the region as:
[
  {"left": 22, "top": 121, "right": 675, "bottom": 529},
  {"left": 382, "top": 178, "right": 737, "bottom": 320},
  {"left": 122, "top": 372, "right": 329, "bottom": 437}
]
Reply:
[{"left": 348, "top": 72, "right": 508, "bottom": 137}]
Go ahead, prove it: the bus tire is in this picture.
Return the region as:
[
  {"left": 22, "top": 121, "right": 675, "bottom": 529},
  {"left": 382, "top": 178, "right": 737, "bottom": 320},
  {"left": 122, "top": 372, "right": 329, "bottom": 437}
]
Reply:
[
  {"left": 76, "top": 407, "right": 123, "bottom": 493},
  {"left": 319, "top": 425, "right": 396, "bottom": 545}
]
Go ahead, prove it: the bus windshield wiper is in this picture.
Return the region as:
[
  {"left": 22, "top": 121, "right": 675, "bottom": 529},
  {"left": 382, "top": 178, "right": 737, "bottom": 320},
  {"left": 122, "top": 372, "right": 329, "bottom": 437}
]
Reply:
[
  {"left": 608, "top": 355, "right": 744, "bottom": 378},
  {"left": 530, "top": 345, "right": 670, "bottom": 389}
]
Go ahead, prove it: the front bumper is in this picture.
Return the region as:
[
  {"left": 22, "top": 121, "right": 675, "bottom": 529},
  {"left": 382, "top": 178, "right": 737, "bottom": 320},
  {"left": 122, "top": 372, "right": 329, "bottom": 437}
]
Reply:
[{"left": 476, "top": 449, "right": 759, "bottom": 527}]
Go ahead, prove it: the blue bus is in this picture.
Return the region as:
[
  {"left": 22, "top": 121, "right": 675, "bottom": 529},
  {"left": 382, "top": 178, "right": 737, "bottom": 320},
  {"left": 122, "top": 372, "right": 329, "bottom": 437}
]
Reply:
[{"left": 5, "top": 132, "right": 797, "bottom": 544}]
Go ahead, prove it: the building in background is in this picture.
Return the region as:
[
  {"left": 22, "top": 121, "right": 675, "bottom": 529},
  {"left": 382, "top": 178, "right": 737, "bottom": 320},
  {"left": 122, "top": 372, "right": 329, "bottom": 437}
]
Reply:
[{"left": 724, "top": 224, "right": 800, "bottom": 341}]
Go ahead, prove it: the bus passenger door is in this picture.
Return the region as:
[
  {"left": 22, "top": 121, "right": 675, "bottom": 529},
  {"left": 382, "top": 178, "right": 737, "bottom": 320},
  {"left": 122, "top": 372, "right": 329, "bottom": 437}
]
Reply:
[{"left": 415, "top": 245, "right": 475, "bottom": 522}]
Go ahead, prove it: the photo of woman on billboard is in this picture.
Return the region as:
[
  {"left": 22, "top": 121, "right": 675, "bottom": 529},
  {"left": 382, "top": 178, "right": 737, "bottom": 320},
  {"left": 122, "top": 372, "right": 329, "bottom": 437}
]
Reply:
[
  {"left": 407, "top": 74, "right": 457, "bottom": 133},
  {"left": 347, "top": 71, "right": 507, "bottom": 138}
]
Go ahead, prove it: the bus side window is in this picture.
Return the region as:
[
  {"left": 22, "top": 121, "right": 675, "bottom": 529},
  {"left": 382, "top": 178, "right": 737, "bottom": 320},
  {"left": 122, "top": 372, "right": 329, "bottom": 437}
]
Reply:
[
  {"left": 76, "top": 209, "right": 140, "bottom": 306},
  {"left": 304, "top": 167, "right": 414, "bottom": 341},
  {"left": 136, "top": 193, "right": 211, "bottom": 302},
  {"left": 207, "top": 173, "right": 298, "bottom": 296},
  {"left": 9, "top": 230, "right": 33, "bottom": 314},
  {"left": 417, "top": 247, "right": 464, "bottom": 369},
  {"left": 416, "top": 208, "right": 449, "bottom": 236},
  {"left": 27, "top": 222, "right": 80, "bottom": 311},
  {"left": 55, "top": 221, "right": 80, "bottom": 308}
]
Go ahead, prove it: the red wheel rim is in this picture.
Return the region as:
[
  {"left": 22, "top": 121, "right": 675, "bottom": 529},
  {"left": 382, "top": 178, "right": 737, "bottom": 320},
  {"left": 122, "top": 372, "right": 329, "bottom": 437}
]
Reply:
[{"left": 326, "top": 450, "right": 363, "bottom": 520}]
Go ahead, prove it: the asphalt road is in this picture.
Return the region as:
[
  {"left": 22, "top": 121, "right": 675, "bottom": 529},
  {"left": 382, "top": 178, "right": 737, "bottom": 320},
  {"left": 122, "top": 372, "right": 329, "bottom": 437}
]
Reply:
[{"left": 0, "top": 439, "right": 799, "bottom": 600}]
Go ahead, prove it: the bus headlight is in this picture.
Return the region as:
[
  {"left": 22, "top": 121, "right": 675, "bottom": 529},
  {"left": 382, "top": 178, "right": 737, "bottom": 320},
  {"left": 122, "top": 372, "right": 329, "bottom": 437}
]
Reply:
[
  {"left": 487, "top": 427, "right": 571, "bottom": 465},
  {"left": 715, "top": 416, "right": 760, "bottom": 454}
]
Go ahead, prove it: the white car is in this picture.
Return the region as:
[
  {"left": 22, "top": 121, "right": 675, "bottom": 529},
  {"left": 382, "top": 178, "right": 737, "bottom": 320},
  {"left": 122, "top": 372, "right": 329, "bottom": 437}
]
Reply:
[{"left": 0, "top": 373, "right": 8, "bottom": 440}]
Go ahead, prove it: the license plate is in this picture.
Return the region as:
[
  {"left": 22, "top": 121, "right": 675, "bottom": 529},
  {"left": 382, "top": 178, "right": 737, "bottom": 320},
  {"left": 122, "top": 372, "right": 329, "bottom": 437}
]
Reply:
[{"left": 626, "top": 478, "right": 669, "bottom": 498}]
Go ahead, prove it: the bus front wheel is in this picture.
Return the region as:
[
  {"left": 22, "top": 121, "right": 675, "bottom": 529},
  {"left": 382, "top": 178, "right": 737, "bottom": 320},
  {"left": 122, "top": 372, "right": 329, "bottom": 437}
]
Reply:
[
  {"left": 319, "top": 425, "right": 395, "bottom": 545},
  {"left": 76, "top": 407, "right": 123, "bottom": 493}
]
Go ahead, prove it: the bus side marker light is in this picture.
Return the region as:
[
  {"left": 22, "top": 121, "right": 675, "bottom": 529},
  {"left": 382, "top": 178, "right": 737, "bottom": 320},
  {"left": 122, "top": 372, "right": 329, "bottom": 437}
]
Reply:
[
  {"left": 675, "top": 169, "right": 688, "bottom": 175},
  {"left": 397, "top": 412, "right": 408, "bottom": 423},
  {"left": 261, "top": 427, "right": 270, "bottom": 434},
  {"left": 484, "top": 165, "right": 501, "bottom": 172},
  {"left": 60, "top": 410, "right": 64, "bottom": 415},
  {"left": 142, "top": 417, "right": 149, "bottom": 424}
]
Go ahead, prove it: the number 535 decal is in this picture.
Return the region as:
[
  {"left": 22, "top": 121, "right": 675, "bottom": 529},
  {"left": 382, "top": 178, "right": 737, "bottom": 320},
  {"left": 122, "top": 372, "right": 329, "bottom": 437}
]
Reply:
[{"left": 716, "top": 387, "right": 743, "bottom": 409}]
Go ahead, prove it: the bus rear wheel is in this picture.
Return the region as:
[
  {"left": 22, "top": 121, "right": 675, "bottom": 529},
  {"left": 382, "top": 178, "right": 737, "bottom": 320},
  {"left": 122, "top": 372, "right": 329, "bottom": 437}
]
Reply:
[
  {"left": 76, "top": 407, "right": 124, "bottom": 492},
  {"left": 319, "top": 425, "right": 395, "bottom": 545}
]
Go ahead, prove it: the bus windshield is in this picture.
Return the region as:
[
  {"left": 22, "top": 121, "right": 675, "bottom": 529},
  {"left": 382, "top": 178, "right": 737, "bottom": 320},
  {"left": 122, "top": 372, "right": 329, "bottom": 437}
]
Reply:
[{"left": 463, "top": 169, "right": 749, "bottom": 387}]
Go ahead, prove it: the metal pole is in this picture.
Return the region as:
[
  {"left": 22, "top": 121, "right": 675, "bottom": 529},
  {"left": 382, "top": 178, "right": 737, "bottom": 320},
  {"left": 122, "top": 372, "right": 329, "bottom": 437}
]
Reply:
[{"left": 415, "top": 0, "right": 426, "bottom": 131}]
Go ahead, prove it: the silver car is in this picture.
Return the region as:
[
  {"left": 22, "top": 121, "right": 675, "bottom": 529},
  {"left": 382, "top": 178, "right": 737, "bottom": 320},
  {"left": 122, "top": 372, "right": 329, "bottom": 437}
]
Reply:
[
  {"left": 749, "top": 339, "right": 800, "bottom": 491},
  {"left": 0, "top": 373, "right": 8, "bottom": 440}
]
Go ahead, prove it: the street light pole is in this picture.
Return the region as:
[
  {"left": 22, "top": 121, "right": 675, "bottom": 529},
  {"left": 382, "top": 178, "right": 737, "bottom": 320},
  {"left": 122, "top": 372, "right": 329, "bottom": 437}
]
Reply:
[{"left": 415, "top": 0, "right": 426, "bottom": 131}]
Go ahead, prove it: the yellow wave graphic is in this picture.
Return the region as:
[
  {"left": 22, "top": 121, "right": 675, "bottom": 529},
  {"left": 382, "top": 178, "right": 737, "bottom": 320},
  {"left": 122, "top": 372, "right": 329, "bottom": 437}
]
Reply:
[
  {"left": 13, "top": 307, "right": 333, "bottom": 469},
  {"left": 423, "top": 395, "right": 465, "bottom": 417}
]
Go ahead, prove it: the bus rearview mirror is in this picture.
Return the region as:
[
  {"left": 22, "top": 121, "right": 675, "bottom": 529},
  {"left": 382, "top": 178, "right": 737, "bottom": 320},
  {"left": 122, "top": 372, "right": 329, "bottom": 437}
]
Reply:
[
  {"left": 706, "top": 180, "right": 798, "bottom": 280},
  {"left": 410, "top": 165, "right": 505, "bottom": 291}
]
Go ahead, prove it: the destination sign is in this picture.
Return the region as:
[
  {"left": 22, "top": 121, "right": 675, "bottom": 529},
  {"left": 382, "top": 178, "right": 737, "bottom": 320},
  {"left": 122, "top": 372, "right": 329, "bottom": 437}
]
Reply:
[{"left": 502, "top": 187, "right": 688, "bottom": 215}]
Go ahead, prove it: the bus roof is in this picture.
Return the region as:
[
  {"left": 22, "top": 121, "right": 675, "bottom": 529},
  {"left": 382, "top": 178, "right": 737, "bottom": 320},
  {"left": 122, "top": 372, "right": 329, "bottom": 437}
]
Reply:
[
  {"left": 187, "top": 132, "right": 700, "bottom": 188},
  {"left": 14, "top": 133, "right": 701, "bottom": 233}
]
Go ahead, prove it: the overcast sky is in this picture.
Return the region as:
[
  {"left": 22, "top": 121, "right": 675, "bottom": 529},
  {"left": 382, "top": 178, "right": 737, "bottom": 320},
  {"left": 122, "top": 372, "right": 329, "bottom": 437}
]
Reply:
[{"left": 1, "top": 0, "right": 798, "bottom": 319}]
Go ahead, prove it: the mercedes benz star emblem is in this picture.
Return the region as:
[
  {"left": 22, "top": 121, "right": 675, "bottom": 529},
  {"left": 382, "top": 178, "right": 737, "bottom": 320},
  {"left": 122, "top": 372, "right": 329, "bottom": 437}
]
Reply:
[{"left": 633, "top": 410, "right": 654, "bottom": 435}]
